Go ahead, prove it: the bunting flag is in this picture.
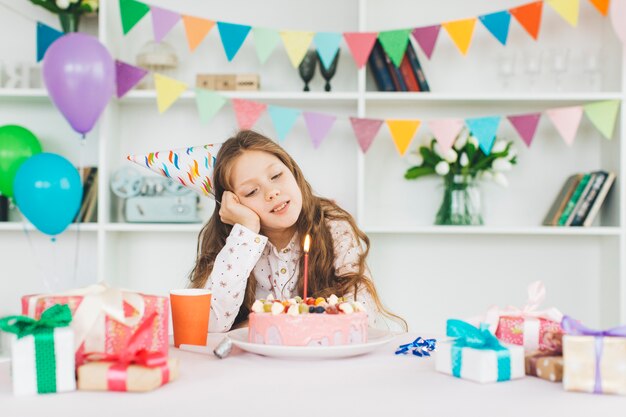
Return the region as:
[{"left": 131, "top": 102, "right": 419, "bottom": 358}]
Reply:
[
  {"left": 350, "top": 117, "right": 384, "bottom": 153},
  {"left": 303, "top": 112, "right": 336, "bottom": 148},
  {"left": 150, "top": 6, "right": 180, "bottom": 42},
  {"left": 465, "top": 116, "right": 502, "bottom": 155},
  {"left": 195, "top": 89, "right": 228, "bottom": 124},
  {"left": 507, "top": 113, "right": 542, "bottom": 147},
  {"left": 253, "top": 27, "right": 281, "bottom": 64},
  {"left": 442, "top": 18, "right": 476, "bottom": 55},
  {"left": 510, "top": 1, "right": 543, "bottom": 40},
  {"left": 378, "top": 29, "right": 412, "bottom": 67},
  {"left": 36, "top": 22, "right": 63, "bottom": 62},
  {"left": 343, "top": 32, "right": 378, "bottom": 69},
  {"left": 115, "top": 60, "right": 148, "bottom": 98},
  {"left": 546, "top": 106, "right": 584, "bottom": 146},
  {"left": 589, "top": 0, "right": 610, "bottom": 16},
  {"left": 546, "top": 0, "right": 580, "bottom": 27},
  {"left": 232, "top": 99, "right": 267, "bottom": 129},
  {"left": 314, "top": 32, "right": 343, "bottom": 70},
  {"left": 119, "top": 0, "right": 150, "bottom": 35},
  {"left": 427, "top": 119, "right": 464, "bottom": 153},
  {"left": 386, "top": 120, "right": 421, "bottom": 155},
  {"left": 411, "top": 25, "right": 441, "bottom": 59},
  {"left": 280, "top": 31, "right": 315, "bottom": 68},
  {"left": 182, "top": 15, "right": 215, "bottom": 52},
  {"left": 583, "top": 100, "right": 620, "bottom": 139},
  {"left": 268, "top": 105, "right": 301, "bottom": 142},
  {"left": 154, "top": 73, "right": 187, "bottom": 113},
  {"left": 479, "top": 11, "right": 512, "bottom": 46},
  {"left": 217, "top": 22, "right": 252, "bottom": 61}
]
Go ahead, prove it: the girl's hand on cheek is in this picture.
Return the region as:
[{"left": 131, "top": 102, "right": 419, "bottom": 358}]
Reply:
[{"left": 220, "top": 191, "right": 261, "bottom": 233}]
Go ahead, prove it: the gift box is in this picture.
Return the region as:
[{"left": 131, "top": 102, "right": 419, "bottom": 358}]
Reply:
[
  {"left": 21, "top": 284, "right": 169, "bottom": 364},
  {"left": 435, "top": 320, "right": 525, "bottom": 384},
  {"left": 525, "top": 352, "right": 563, "bottom": 382},
  {"left": 0, "top": 305, "right": 76, "bottom": 396},
  {"left": 562, "top": 316, "right": 626, "bottom": 395},
  {"left": 77, "top": 357, "right": 179, "bottom": 392}
]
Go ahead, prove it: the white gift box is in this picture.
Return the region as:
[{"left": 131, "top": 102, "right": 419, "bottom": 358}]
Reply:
[
  {"left": 435, "top": 340, "right": 525, "bottom": 383},
  {"left": 10, "top": 327, "right": 76, "bottom": 396}
]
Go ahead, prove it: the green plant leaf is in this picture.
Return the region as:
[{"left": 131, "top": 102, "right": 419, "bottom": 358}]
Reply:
[
  {"left": 405, "top": 166, "right": 435, "bottom": 180},
  {"left": 419, "top": 147, "right": 440, "bottom": 166}
]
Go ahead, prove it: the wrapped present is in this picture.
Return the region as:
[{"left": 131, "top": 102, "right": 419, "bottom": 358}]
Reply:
[
  {"left": 483, "top": 281, "right": 564, "bottom": 352},
  {"left": 525, "top": 352, "right": 563, "bottom": 382},
  {"left": 0, "top": 305, "right": 76, "bottom": 396},
  {"left": 435, "top": 319, "right": 524, "bottom": 383},
  {"left": 562, "top": 316, "right": 626, "bottom": 395},
  {"left": 21, "top": 284, "right": 169, "bottom": 364},
  {"left": 77, "top": 312, "right": 179, "bottom": 392}
]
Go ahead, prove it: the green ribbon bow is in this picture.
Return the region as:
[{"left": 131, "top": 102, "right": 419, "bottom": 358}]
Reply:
[
  {"left": 0, "top": 304, "right": 72, "bottom": 394},
  {"left": 447, "top": 319, "right": 511, "bottom": 382}
]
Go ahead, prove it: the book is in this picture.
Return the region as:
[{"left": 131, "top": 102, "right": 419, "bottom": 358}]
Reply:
[
  {"left": 564, "top": 173, "right": 596, "bottom": 226},
  {"left": 583, "top": 172, "right": 616, "bottom": 226},
  {"left": 542, "top": 174, "right": 583, "bottom": 226},
  {"left": 399, "top": 53, "right": 420, "bottom": 91},
  {"left": 570, "top": 171, "right": 607, "bottom": 226},
  {"left": 75, "top": 167, "right": 98, "bottom": 223},
  {"left": 367, "top": 40, "right": 395, "bottom": 92},
  {"left": 557, "top": 173, "right": 591, "bottom": 226},
  {"left": 82, "top": 171, "right": 99, "bottom": 223},
  {"left": 384, "top": 51, "right": 407, "bottom": 91},
  {"left": 405, "top": 41, "right": 430, "bottom": 92}
]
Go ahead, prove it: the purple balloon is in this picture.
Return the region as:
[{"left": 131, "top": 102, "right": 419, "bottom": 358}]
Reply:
[{"left": 43, "top": 33, "right": 115, "bottom": 135}]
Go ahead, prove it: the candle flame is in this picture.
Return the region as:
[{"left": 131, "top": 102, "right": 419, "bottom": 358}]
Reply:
[{"left": 303, "top": 234, "right": 311, "bottom": 253}]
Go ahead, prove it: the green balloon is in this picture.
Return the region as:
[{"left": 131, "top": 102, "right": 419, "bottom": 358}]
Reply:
[{"left": 0, "top": 125, "right": 42, "bottom": 198}]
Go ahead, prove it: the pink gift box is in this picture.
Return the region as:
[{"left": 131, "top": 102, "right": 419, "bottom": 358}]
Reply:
[
  {"left": 495, "top": 316, "right": 563, "bottom": 353},
  {"left": 21, "top": 285, "right": 169, "bottom": 364}
]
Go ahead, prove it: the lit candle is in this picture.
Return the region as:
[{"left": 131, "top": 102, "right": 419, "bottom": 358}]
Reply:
[{"left": 303, "top": 234, "right": 311, "bottom": 300}]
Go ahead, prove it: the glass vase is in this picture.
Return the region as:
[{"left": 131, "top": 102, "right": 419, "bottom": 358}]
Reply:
[
  {"left": 58, "top": 12, "right": 80, "bottom": 33},
  {"left": 435, "top": 174, "right": 483, "bottom": 226}
]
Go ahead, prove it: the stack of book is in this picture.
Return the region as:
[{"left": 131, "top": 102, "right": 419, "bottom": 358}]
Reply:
[
  {"left": 368, "top": 40, "right": 430, "bottom": 92},
  {"left": 543, "top": 171, "right": 616, "bottom": 227},
  {"left": 74, "top": 167, "right": 98, "bottom": 223}
]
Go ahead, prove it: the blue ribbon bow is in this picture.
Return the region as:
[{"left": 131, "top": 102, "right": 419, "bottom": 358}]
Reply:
[
  {"left": 447, "top": 319, "right": 511, "bottom": 381},
  {"left": 395, "top": 337, "right": 436, "bottom": 357}
]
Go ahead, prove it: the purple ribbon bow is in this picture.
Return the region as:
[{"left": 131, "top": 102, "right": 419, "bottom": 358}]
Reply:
[
  {"left": 561, "top": 315, "right": 626, "bottom": 394},
  {"left": 395, "top": 337, "right": 436, "bottom": 357}
]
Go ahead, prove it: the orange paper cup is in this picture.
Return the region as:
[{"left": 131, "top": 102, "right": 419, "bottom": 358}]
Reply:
[{"left": 170, "top": 289, "right": 211, "bottom": 348}]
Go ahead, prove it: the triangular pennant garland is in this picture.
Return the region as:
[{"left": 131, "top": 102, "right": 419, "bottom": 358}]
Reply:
[
  {"left": 411, "top": 25, "right": 441, "bottom": 59},
  {"left": 386, "top": 120, "right": 421, "bottom": 155},
  {"left": 479, "top": 11, "right": 512, "bottom": 46},
  {"left": 442, "top": 18, "right": 477, "bottom": 55},
  {"left": 583, "top": 100, "right": 620, "bottom": 139},
  {"left": 268, "top": 105, "right": 301, "bottom": 142},
  {"left": 115, "top": 60, "right": 148, "bottom": 98},
  {"left": 36, "top": 22, "right": 63, "bottom": 62},
  {"left": 217, "top": 22, "right": 252, "bottom": 61},
  {"left": 150, "top": 6, "right": 180, "bottom": 42},
  {"left": 195, "top": 89, "right": 228, "bottom": 124},
  {"left": 589, "top": 0, "right": 610, "bottom": 16},
  {"left": 119, "top": 0, "right": 150, "bottom": 35},
  {"left": 253, "top": 27, "right": 281, "bottom": 64},
  {"left": 349, "top": 117, "right": 384, "bottom": 153},
  {"left": 546, "top": 0, "right": 579, "bottom": 27},
  {"left": 343, "top": 32, "right": 378, "bottom": 69},
  {"left": 303, "top": 112, "right": 336, "bottom": 148},
  {"left": 546, "top": 106, "right": 584, "bottom": 146},
  {"left": 465, "top": 116, "right": 502, "bottom": 155},
  {"left": 280, "top": 31, "right": 315, "bottom": 67},
  {"left": 378, "top": 29, "right": 412, "bottom": 67},
  {"left": 154, "top": 73, "right": 187, "bottom": 113},
  {"left": 232, "top": 99, "right": 267, "bottom": 130},
  {"left": 182, "top": 15, "right": 215, "bottom": 52},
  {"left": 507, "top": 113, "right": 542, "bottom": 147},
  {"left": 510, "top": 1, "right": 543, "bottom": 40},
  {"left": 428, "top": 119, "right": 464, "bottom": 153},
  {"left": 314, "top": 32, "right": 343, "bottom": 70}
]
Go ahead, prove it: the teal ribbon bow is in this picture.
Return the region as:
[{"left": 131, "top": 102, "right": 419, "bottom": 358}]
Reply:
[
  {"left": 0, "top": 304, "right": 72, "bottom": 394},
  {"left": 447, "top": 319, "right": 511, "bottom": 382}
]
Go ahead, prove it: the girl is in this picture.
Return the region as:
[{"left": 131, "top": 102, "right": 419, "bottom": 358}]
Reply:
[{"left": 190, "top": 130, "right": 405, "bottom": 333}]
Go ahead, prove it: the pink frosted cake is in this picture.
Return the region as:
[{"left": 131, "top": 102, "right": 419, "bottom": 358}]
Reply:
[{"left": 248, "top": 295, "right": 368, "bottom": 346}]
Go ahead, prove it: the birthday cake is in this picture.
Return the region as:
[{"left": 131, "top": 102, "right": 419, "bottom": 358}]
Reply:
[{"left": 248, "top": 295, "right": 368, "bottom": 346}]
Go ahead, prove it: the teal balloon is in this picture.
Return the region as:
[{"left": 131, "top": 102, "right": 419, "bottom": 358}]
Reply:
[
  {"left": 0, "top": 125, "right": 42, "bottom": 198},
  {"left": 13, "top": 153, "right": 82, "bottom": 236}
]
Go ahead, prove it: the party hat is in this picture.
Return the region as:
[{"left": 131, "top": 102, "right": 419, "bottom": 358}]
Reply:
[{"left": 127, "top": 143, "right": 222, "bottom": 198}]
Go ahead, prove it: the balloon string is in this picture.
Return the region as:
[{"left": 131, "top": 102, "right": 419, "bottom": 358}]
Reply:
[
  {"left": 73, "top": 135, "right": 87, "bottom": 287},
  {"left": 20, "top": 215, "right": 58, "bottom": 293}
]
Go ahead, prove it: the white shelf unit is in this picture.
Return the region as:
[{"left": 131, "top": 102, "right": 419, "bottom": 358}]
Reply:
[{"left": 0, "top": 0, "right": 624, "bottom": 334}]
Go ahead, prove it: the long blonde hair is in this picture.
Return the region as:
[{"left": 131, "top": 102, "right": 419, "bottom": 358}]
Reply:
[{"left": 189, "top": 130, "right": 406, "bottom": 330}]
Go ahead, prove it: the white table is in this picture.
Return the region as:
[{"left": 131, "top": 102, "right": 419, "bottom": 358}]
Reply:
[{"left": 1, "top": 333, "right": 624, "bottom": 416}]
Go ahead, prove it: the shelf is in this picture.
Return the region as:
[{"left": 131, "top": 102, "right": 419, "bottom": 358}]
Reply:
[
  {"left": 364, "top": 92, "right": 624, "bottom": 103},
  {"left": 120, "top": 90, "right": 360, "bottom": 103},
  {"left": 0, "top": 89, "right": 50, "bottom": 101},
  {"left": 0, "top": 222, "right": 99, "bottom": 232},
  {"left": 105, "top": 223, "right": 204, "bottom": 232},
  {"left": 363, "top": 226, "right": 622, "bottom": 236}
]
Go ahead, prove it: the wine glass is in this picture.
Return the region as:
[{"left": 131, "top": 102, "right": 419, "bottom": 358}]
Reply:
[
  {"left": 496, "top": 52, "right": 516, "bottom": 91},
  {"left": 523, "top": 50, "right": 544, "bottom": 92},
  {"left": 298, "top": 50, "right": 317, "bottom": 92},
  {"left": 550, "top": 48, "right": 570, "bottom": 92},
  {"left": 318, "top": 49, "right": 340, "bottom": 92},
  {"left": 582, "top": 49, "right": 602, "bottom": 92}
]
